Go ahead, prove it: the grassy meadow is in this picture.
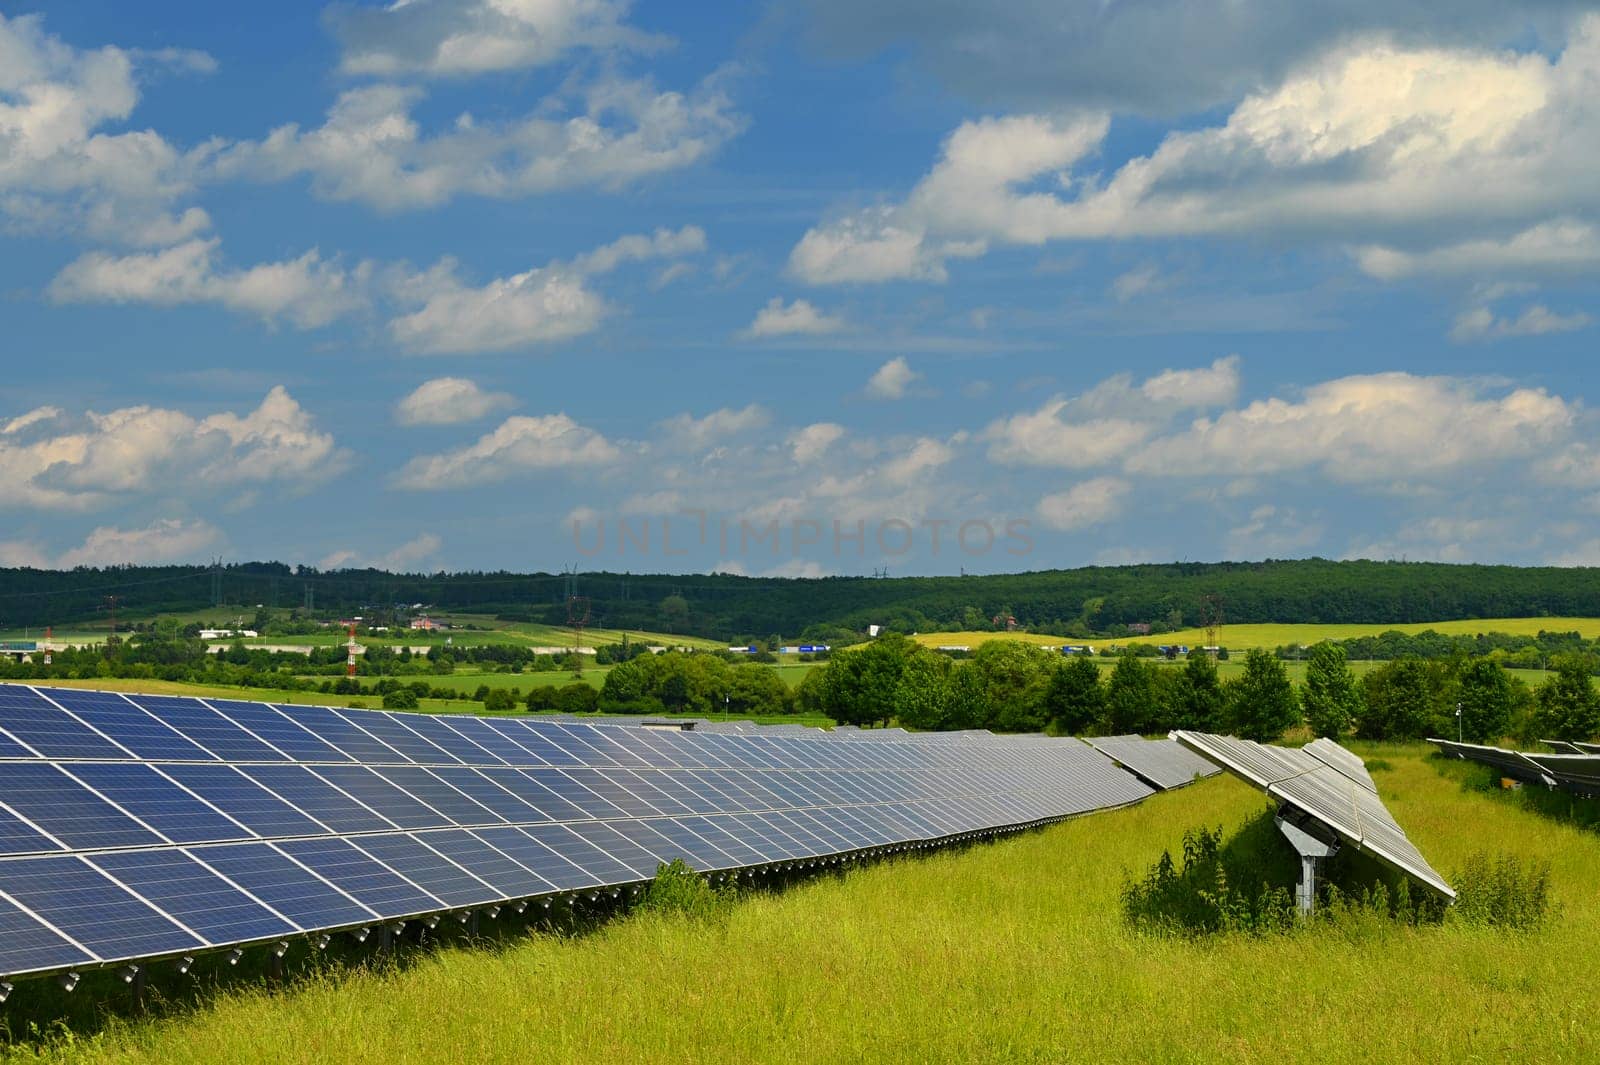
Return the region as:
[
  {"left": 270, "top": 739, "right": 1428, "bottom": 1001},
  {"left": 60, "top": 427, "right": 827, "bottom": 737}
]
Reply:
[{"left": 3, "top": 742, "right": 1595, "bottom": 1064}]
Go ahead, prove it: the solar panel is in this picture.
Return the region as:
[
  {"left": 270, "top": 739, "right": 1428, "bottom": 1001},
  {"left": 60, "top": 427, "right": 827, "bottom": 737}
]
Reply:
[
  {"left": 1173, "top": 731, "right": 1454, "bottom": 900},
  {"left": 1081, "top": 735, "right": 1223, "bottom": 790},
  {"left": 0, "top": 682, "right": 1158, "bottom": 983}
]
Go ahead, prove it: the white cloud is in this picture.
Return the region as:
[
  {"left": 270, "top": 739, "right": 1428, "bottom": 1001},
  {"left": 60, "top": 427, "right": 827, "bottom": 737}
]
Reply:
[
  {"left": 55, "top": 518, "right": 222, "bottom": 568},
  {"left": 395, "top": 413, "right": 621, "bottom": 489},
  {"left": 789, "top": 206, "right": 984, "bottom": 284},
  {"left": 1450, "top": 303, "right": 1593, "bottom": 342},
  {"left": 2, "top": 407, "right": 63, "bottom": 436},
  {"left": 1224, "top": 504, "right": 1322, "bottom": 558},
  {"left": 1111, "top": 265, "right": 1168, "bottom": 302},
  {"left": 388, "top": 226, "right": 704, "bottom": 354},
  {"left": 659, "top": 405, "right": 770, "bottom": 446},
  {"left": 792, "top": 23, "right": 1600, "bottom": 281},
  {"left": 329, "top": 0, "right": 662, "bottom": 77},
  {"left": 318, "top": 532, "right": 444, "bottom": 572},
  {"left": 866, "top": 356, "right": 921, "bottom": 399},
  {"left": 880, "top": 437, "right": 953, "bottom": 484},
  {"left": 1140, "top": 355, "right": 1240, "bottom": 407},
  {"left": 395, "top": 378, "right": 515, "bottom": 426},
  {"left": 1036, "top": 477, "right": 1130, "bottom": 531},
  {"left": 1355, "top": 220, "right": 1600, "bottom": 280},
  {"left": 0, "top": 387, "right": 346, "bottom": 510},
  {"left": 789, "top": 422, "right": 845, "bottom": 463},
  {"left": 49, "top": 238, "right": 369, "bottom": 328},
  {"left": 211, "top": 76, "right": 740, "bottom": 212},
  {"left": 745, "top": 297, "right": 845, "bottom": 338},
  {"left": 0, "top": 14, "right": 214, "bottom": 244},
  {"left": 1128, "top": 372, "right": 1573, "bottom": 481},
  {"left": 982, "top": 401, "right": 1149, "bottom": 468}
]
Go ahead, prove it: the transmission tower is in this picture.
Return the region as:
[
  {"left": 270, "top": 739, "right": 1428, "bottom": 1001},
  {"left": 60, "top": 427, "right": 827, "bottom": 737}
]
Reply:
[
  {"left": 567, "top": 595, "right": 591, "bottom": 674},
  {"left": 1201, "top": 593, "right": 1224, "bottom": 654}
]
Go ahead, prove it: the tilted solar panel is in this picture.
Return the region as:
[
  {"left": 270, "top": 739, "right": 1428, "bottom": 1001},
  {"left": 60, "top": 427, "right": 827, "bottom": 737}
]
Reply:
[
  {"left": 1172, "top": 731, "right": 1454, "bottom": 900},
  {"left": 0, "top": 684, "right": 1155, "bottom": 983},
  {"left": 1080, "top": 735, "right": 1222, "bottom": 790}
]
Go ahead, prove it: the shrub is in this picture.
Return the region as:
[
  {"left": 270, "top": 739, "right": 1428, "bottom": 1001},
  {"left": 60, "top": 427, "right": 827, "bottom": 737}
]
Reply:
[
  {"left": 483, "top": 688, "right": 517, "bottom": 712},
  {"left": 637, "top": 859, "right": 732, "bottom": 920},
  {"left": 381, "top": 688, "right": 419, "bottom": 710},
  {"left": 1121, "top": 825, "right": 1296, "bottom": 936},
  {"left": 1450, "top": 852, "right": 1554, "bottom": 930}
]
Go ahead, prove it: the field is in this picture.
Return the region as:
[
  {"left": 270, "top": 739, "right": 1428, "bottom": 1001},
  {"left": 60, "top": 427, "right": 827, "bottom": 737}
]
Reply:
[
  {"left": 3, "top": 741, "right": 1593, "bottom": 1063},
  {"left": 909, "top": 616, "right": 1600, "bottom": 654}
]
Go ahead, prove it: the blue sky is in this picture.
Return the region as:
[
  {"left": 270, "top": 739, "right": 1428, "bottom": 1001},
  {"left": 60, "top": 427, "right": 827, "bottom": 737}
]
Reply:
[{"left": 2, "top": 1, "right": 1598, "bottom": 577}]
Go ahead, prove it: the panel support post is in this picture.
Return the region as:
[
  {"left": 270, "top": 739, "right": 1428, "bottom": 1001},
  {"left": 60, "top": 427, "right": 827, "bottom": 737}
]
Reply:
[{"left": 1274, "top": 807, "right": 1340, "bottom": 915}]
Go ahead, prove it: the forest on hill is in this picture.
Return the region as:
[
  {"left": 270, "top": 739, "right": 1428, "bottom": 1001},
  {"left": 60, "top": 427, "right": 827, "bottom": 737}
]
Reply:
[{"left": 5, "top": 558, "right": 1600, "bottom": 643}]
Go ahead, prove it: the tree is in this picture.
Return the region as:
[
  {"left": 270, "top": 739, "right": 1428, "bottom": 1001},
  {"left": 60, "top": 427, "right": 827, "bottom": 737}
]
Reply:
[
  {"left": 1226, "top": 648, "right": 1299, "bottom": 742},
  {"left": 1454, "top": 657, "right": 1514, "bottom": 743},
  {"left": 1042, "top": 655, "right": 1104, "bottom": 735},
  {"left": 1105, "top": 651, "right": 1157, "bottom": 735},
  {"left": 892, "top": 651, "right": 952, "bottom": 730},
  {"left": 1301, "top": 642, "right": 1362, "bottom": 739},
  {"left": 1167, "top": 651, "right": 1225, "bottom": 731},
  {"left": 484, "top": 688, "right": 517, "bottom": 712},
  {"left": 968, "top": 640, "right": 1054, "bottom": 731},
  {"left": 1533, "top": 654, "right": 1600, "bottom": 741},
  {"left": 659, "top": 594, "right": 689, "bottom": 633},
  {"left": 553, "top": 682, "right": 599, "bottom": 715},
  {"left": 814, "top": 633, "right": 915, "bottom": 727},
  {"left": 1356, "top": 658, "right": 1434, "bottom": 740},
  {"left": 381, "top": 687, "right": 419, "bottom": 710}
]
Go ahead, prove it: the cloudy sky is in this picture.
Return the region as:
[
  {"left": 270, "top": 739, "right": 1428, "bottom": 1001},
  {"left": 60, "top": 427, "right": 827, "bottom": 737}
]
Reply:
[{"left": 3, "top": 2, "right": 1598, "bottom": 576}]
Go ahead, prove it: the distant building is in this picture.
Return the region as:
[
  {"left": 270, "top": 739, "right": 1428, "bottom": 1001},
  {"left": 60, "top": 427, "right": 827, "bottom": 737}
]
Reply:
[
  {"left": 1127, "top": 622, "right": 1152, "bottom": 635},
  {"left": 1059, "top": 645, "right": 1092, "bottom": 656},
  {"left": 409, "top": 616, "right": 446, "bottom": 631},
  {"left": 199, "top": 629, "right": 258, "bottom": 640}
]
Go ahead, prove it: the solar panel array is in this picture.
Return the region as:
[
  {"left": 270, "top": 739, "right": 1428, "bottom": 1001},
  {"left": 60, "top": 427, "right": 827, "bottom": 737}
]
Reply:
[
  {"left": 1172, "top": 731, "right": 1455, "bottom": 899},
  {"left": 0, "top": 685, "right": 1158, "bottom": 984},
  {"left": 1081, "top": 735, "right": 1222, "bottom": 790},
  {"left": 1431, "top": 737, "right": 1600, "bottom": 798}
]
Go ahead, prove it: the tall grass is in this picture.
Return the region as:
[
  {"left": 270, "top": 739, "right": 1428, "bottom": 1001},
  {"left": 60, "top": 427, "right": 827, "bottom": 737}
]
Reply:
[{"left": 3, "top": 744, "right": 1597, "bottom": 1064}]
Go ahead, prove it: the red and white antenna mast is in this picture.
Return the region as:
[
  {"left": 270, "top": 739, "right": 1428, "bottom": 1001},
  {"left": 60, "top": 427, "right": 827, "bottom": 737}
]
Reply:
[{"left": 346, "top": 622, "right": 358, "bottom": 677}]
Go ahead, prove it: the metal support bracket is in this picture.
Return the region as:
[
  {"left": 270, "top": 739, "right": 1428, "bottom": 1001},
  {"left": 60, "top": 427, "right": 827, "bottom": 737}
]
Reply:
[{"left": 1275, "top": 806, "right": 1340, "bottom": 915}]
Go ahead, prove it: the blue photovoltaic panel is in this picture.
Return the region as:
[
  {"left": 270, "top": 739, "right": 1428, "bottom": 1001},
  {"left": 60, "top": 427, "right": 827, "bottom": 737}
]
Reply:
[
  {"left": 236, "top": 765, "right": 395, "bottom": 833},
  {"left": 59, "top": 763, "right": 251, "bottom": 845},
  {"left": 88, "top": 849, "right": 296, "bottom": 944},
  {"left": 160, "top": 764, "right": 330, "bottom": 839},
  {"left": 308, "top": 765, "right": 453, "bottom": 830},
  {"left": 480, "top": 768, "right": 590, "bottom": 822},
  {"left": 491, "top": 723, "right": 576, "bottom": 766},
  {"left": 0, "top": 856, "right": 203, "bottom": 963},
  {"left": 521, "top": 823, "right": 638, "bottom": 884},
  {"left": 473, "top": 827, "right": 598, "bottom": 890},
  {"left": 427, "top": 766, "right": 550, "bottom": 823},
  {"left": 639, "top": 772, "right": 723, "bottom": 815},
  {"left": 608, "top": 770, "right": 694, "bottom": 816},
  {"left": 420, "top": 829, "right": 554, "bottom": 898},
  {"left": 625, "top": 818, "right": 733, "bottom": 870},
  {"left": 333, "top": 711, "right": 457, "bottom": 765},
  {"left": 192, "top": 843, "right": 375, "bottom": 930},
  {"left": 398, "top": 715, "right": 505, "bottom": 765},
  {"left": 270, "top": 705, "right": 403, "bottom": 763},
  {"left": 124, "top": 696, "right": 288, "bottom": 763},
  {"left": 675, "top": 816, "right": 766, "bottom": 867},
  {"left": 563, "top": 767, "right": 662, "bottom": 818},
  {"left": 347, "top": 834, "right": 499, "bottom": 909},
  {"left": 431, "top": 717, "right": 535, "bottom": 765},
  {"left": 0, "top": 891, "right": 94, "bottom": 976},
  {"left": 208, "top": 700, "right": 354, "bottom": 763},
  {"left": 276, "top": 837, "right": 442, "bottom": 917},
  {"left": 0, "top": 763, "right": 166, "bottom": 851},
  {"left": 565, "top": 821, "right": 664, "bottom": 880},
  {"left": 0, "top": 690, "right": 129, "bottom": 760},
  {"left": 370, "top": 766, "right": 503, "bottom": 825},
  {"left": 0, "top": 804, "right": 62, "bottom": 857},
  {"left": 38, "top": 689, "right": 215, "bottom": 762}
]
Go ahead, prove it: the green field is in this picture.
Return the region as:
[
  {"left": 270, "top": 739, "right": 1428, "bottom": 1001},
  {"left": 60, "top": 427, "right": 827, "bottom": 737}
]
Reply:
[
  {"left": 910, "top": 617, "right": 1600, "bottom": 655},
  {"left": 5, "top": 742, "right": 1594, "bottom": 1063}
]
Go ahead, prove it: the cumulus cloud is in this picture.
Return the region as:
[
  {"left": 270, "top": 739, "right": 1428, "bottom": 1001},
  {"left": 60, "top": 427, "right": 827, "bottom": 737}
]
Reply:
[
  {"left": 0, "top": 387, "right": 346, "bottom": 510},
  {"left": 395, "top": 378, "right": 515, "bottom": 426},
  {"left": 49, "top": 238, "right": 370, "bottom": 328},
  {"left": 983, "top": 403, "right": 1149, "bottom": 468},
  {"left": 744, "top": 297, "right": 845, "bottom": 337},
  {"left": 791, "top": 23, "right": 1600, "bottom": 282},
  {"left": 388, "top": 226, "right": 704, "bottom": 354},
  {"left": 1355, "top": 220, "right": 1600, "bottom": 280},
  {"left": 659, "top": 405, "right": 769, "bottom": 446},
  {"left": 318, "top": 532, "right": 443, "bottom": 572},
  {"left": 789, "top": 422, "right": 845, "bottom": 463},
  {"left": 1036, "top": 477, "right": 1130, "bottom": 531},
  {"left": 1128, "top": 372, "right": 1573, "bottom": 481},
  {"left": 394, "top": 413, "right": 621, "bottom": 489},
  {"left": 1450, "top": 303, "right": 1593, "bottom": 342},
  {"left": 210, "top": 76, "right": 741, "bottom": 212},
  {"left": 55, "top": 518, "right": 222, "bottom": 568},
  {"left": 0, "top": 14, "right": 214, "bottom": 244},
  {"left": 1140, "top": 355, "right": 1240, "bottom": 407},
  {"left": 329, "top": 0, "right": 663, "bottom": 77},
  {"left": 866, "top": 356, "right": 921, "bottom": 399}
]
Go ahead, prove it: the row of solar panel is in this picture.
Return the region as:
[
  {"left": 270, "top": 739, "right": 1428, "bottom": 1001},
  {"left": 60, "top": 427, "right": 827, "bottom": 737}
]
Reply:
[
  {"left": 0, "top": 755, "right": 1140, "bottom": 857},
  {"left": 0, "top": 798, "right": 1061, "bottom": 980},
  {"left": 1430, "top": 737, "right": 1600, "bottom": 796},
  {"left": 0, "top": 687, "right": 1065, "bottom": 772}
]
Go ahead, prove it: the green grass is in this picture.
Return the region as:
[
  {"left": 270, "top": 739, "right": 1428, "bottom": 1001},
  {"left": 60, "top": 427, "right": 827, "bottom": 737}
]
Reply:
[{"left": 5, "top": 743, "right": 1597, "bottom": 1063}]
